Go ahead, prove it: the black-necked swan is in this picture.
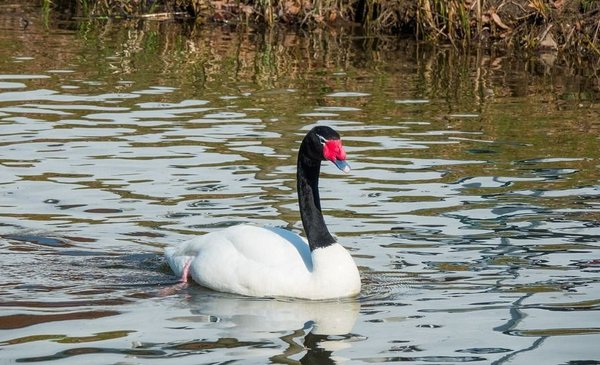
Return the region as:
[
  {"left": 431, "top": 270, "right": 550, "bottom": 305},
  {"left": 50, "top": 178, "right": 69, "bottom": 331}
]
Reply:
[{"left": 164, "top": 126, "right": 361, "bottom": 299}]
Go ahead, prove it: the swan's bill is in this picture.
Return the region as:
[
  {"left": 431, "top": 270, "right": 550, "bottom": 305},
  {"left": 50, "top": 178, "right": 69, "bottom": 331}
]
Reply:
[{"left": 333, "top": 159, "right": 351, "bottom": 173}]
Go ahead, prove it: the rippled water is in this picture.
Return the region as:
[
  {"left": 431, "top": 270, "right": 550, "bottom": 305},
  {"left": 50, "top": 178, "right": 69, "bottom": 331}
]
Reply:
[{"left": 1, "top": 5, "right": 600, "bottom": 365}]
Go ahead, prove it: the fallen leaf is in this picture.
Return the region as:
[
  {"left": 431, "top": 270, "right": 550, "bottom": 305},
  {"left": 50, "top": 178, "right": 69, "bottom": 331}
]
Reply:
[{"left": 491, "top": 12, "right": 511, "bottom": 30}]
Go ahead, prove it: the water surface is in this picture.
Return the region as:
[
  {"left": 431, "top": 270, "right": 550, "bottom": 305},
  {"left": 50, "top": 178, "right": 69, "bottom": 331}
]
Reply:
[{"left": 1, "top": 5, "right": 600, "bottom": 365}]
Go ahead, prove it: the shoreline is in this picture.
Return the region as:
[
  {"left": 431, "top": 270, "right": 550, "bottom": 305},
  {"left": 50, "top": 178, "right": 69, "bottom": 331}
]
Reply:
[{"left": 35, "top": 0, "right": 600, "bottom": 55}]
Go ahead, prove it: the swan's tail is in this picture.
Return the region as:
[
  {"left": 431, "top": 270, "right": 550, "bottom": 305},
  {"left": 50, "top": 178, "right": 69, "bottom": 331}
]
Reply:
[{"left": 164, "top": 246, "right": 193, "bottom": 281}]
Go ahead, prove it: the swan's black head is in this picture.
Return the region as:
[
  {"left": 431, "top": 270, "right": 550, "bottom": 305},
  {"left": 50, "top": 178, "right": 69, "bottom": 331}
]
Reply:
[
  {"left": 301, "top": 126, "right": 350, "bottom": 173},
  {"left": 302, "top": 126, "right": 351, "bottom": 173}
]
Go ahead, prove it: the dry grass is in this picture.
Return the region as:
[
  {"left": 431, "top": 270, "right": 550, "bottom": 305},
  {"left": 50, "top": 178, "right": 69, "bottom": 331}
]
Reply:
[{"left": 42, "top": 0, "right": 600, "bottom": 55}]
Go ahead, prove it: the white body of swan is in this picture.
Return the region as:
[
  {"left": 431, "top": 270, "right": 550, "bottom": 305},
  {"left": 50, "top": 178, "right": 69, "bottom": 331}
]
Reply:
[
  {"left": 165, "top": 224, "right": 360, "bottom": 300},
  {"left": 164, "top": 126, "right": 361, "bottom": 299}
]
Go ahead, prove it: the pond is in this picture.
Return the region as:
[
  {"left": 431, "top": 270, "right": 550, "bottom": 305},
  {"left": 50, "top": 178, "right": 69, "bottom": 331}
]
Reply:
[{"left": 1, "top": 5, "right": 600, "bottom": 365}]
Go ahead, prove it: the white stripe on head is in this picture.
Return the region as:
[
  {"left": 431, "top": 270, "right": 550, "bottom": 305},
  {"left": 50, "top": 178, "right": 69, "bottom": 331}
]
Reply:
[{"left": 315, "top": 133, "right": 327, "bottom": 144}]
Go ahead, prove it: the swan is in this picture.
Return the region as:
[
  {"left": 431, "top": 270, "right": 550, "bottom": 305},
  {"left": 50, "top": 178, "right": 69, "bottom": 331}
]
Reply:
[{"left": 164, "top": 126, "right": 361, "bottom": 299}]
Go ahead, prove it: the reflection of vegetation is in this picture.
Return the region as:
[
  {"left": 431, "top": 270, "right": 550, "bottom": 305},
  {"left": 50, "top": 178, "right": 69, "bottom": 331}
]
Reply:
[
  {"left": 41, "top": 0, "right": 52, "bottom": 27},
  {"left": 3, "top": 334, "right": 65, "bottom": 345},
  {"left": 1, "top": 330, "right": 133, "bottom": 345},
  {"left": 3, "top": 13, "right": 600, "bottom": 225},
  {"left": 36, "top": 19, "right": 597, "bottom": 172},
  {"left": 55, "top": 330, "right": 134, "bottom": 343},
  {"left": 514, "top": 327, "right": 600, "bottom": 336},
  {"left": 166, "top": 337, "right": 267, "bottom": 350}
]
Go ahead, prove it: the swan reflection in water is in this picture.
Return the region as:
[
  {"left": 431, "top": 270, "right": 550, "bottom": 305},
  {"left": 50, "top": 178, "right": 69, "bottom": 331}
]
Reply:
[{"left": 169, "top": 289, "right": 362, "bottom": 364}]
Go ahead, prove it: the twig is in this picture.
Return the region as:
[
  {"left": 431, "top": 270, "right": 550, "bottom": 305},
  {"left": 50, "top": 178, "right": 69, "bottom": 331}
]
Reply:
[
  {"left": 477, "top": 0, "right": 482, "bottom": 36},
  {"left": 538, "top": 23, "right": 553, "bottom": 41},
  {"left": 139, "top": 12, "right": 189, "bottom": 19}
]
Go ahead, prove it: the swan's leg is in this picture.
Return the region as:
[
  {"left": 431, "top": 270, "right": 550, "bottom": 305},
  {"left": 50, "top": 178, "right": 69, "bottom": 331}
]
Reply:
[
  {"left": 158, "top": 257, "right": 193, "bottom": 296},
  {"left": 180, "top": 258, "right": 192, "bottom": 283}
]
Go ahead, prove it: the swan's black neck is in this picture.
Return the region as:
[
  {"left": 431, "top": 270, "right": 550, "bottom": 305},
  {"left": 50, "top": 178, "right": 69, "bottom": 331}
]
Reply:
[{"left": 297, "top": 141, "right": 336, "bottom": 251}]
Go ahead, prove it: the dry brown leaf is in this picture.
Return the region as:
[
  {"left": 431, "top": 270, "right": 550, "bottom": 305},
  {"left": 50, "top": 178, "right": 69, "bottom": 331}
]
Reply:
[
  {"left": 491, "top": 12, "right": 511, "bottom": 30},
  {"left": 284, "top": 1, "right": 301, "bottom": 15},
  {"left": 240, "top": 5, "right": 253, "bottom": 15},
  {"left": 539, "top": 32, "right": 558, "bottom": 50},
  {"left": 328, "top": 10, "right": 337, "bottom": 22}
]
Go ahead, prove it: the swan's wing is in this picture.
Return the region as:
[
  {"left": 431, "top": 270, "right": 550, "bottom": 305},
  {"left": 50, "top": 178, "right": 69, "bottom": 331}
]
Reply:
[
  {"left": 197, "top": 225, "right": 314, "bottom": 296},
  {"left": 224, "top": 225, "right": 312, "bottom": 270},
  {"left": 164, "top": 225, "right": 313, "bottom": 292}
]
